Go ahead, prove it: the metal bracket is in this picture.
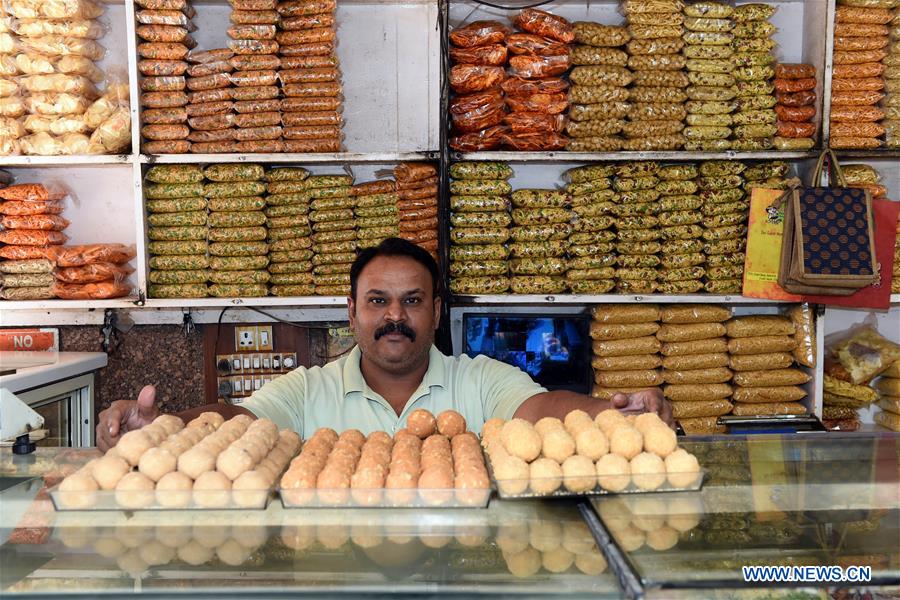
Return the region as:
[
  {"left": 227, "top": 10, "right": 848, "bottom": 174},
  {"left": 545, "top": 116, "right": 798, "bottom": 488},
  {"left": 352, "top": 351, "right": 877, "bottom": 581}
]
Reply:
[
  {"left": 578, "top": 501, "right": 645, "bottom": 600},
  {"left": 181, "top": 310, "right": 196, "bottom": 336},
  {"left": 100, "top": 309, "right": 117, "bottom": 354}
]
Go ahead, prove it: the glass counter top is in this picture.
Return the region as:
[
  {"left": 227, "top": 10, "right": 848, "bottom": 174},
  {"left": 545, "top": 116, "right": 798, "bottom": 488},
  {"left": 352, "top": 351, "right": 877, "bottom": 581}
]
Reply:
[
  {"left": 0, "top": 449, "right": 618, "bottom": 598},
  {"left": 3, "top": 433, "right": 899, "bottom": 598},
  {"left": 590, "top": 433, "right": 900, "bottom": 592}
]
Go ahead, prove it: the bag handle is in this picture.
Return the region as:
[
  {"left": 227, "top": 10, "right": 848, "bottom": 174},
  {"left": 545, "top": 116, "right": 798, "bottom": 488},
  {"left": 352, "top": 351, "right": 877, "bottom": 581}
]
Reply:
[
  {"left": 768, "top": 175, "right": 803, "bottom": 211},
  {"left": 811, "top": 148, "right": 848, "bottom": 188}
]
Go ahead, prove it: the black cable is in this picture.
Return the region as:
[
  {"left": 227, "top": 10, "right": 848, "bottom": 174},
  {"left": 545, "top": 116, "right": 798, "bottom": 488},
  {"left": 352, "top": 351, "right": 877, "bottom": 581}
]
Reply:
[
  {"left": 245, "top": 306, "right": 338, "bottom": 329},
  {"left": 244, "top": 307, "right": 356, "bottom": 362},
  {"left": 463, "top": 0, "right": 559, "bottom": 9},
  {"left": 212, "top": 305, "right": 352, "bottom": 364},
  {"left": 213, "top": 306, "right": 229, "bottom": 360}
]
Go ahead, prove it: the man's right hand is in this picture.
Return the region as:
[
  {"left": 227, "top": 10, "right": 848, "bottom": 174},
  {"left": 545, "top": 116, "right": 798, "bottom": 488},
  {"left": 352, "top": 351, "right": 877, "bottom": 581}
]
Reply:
[{"left": 96, "top": 385, "right": 160, "bottom": 451}]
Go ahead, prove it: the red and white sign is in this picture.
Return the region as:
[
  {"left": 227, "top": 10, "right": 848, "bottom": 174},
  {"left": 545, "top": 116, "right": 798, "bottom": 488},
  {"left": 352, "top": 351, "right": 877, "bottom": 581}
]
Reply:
[{"left": 0, "top": 328, "right": 59, "bottom": 352}]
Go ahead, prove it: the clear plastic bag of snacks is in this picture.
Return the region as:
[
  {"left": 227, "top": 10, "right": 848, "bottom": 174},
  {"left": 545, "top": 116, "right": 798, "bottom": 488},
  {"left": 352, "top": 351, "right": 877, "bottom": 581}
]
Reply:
[
  {"left": 830, "top": 105, "right": 885, "bottom": 122},
  {"left": 513, "top": 9, "right": 574, "bottom": 43},
  {"left": 449, "top": 43, "right": 507, "bottom": 66},
  {"left": 573, "top": 22, "right": 630, "bottom": 47},
  {"left": 506, "top": 33, "right": 568, "bottom": 56},
  {"left": 508, "top": 55, "right": 571, "bottom": 79},
  {"left": 7, "top": 0, "right": 104, "bottom": 19},
  {"left": 449, "top": 20, "right": 510, "bottom": 48},
  {"left": 828, "top": 136, "right": 882, "bottom": 149}
]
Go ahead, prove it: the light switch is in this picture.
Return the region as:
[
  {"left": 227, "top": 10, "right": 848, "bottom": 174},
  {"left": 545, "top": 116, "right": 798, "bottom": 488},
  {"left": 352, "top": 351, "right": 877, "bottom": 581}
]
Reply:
[{"left": 258, "top": 326, "right": 273, "bottom": 351}]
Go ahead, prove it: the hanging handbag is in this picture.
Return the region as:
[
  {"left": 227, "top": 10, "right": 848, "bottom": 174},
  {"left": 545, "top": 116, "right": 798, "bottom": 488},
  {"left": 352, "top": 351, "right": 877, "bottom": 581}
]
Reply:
[{"left": 777, "top": 149, "right": 879, "bottom": 295}]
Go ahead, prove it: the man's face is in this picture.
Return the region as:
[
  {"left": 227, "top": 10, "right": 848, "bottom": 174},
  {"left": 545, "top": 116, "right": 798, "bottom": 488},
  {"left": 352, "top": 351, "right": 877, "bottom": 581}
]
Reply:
[{"left": 348, "top": 255, "right": 441, "bottom": 375}]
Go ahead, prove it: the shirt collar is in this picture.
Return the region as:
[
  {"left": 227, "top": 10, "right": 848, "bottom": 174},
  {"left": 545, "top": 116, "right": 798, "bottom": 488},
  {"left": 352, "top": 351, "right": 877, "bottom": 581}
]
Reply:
[{"left": 342, "top": 344, "right": 446, "bottom": 398}]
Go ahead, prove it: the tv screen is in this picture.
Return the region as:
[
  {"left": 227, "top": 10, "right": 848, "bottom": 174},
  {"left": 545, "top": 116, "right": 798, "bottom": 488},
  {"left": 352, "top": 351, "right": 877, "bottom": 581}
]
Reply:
[{"left": 462, "top": 314, "right": 591, "bottom": 393}]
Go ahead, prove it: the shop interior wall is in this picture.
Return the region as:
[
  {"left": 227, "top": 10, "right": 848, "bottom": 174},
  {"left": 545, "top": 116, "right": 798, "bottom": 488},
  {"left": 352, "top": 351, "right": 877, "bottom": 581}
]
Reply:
[
  {"left": 59, "top": 324, "right": 206, "bottom": 418},
  {"left": 57, "top": 320, "right": 350, "bottom": 423}
]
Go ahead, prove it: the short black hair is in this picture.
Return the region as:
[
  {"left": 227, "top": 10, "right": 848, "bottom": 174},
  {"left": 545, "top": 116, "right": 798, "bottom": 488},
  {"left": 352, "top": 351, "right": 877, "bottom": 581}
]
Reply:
[{"left": 350, "top": 237, "right": 441, "bottom": 300}]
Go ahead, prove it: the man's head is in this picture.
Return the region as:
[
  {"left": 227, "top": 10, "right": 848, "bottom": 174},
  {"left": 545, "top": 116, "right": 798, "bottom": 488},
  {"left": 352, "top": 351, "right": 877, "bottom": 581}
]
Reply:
[{"left": 348, "top": 238, "right": 442, "bottom": 375}]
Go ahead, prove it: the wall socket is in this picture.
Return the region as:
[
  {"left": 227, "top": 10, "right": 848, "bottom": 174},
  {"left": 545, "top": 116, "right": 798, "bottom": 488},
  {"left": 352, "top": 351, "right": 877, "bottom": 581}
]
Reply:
[
  {"left": 234, "top": 325, "right": 274, "bottom": 352},
  {"left": 235, "top": 326, "right": 257, "bottom": 350}
]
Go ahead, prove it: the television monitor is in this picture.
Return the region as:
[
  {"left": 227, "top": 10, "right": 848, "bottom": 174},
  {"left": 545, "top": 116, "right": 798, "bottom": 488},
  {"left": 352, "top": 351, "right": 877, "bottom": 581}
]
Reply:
[{"left": 462, "top": 313, "right": 591, "bottom": 394}]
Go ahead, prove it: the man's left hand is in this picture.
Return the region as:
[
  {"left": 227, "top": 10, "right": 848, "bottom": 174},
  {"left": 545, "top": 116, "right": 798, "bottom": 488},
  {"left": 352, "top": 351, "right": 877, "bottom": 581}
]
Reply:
[{"left": 610, "top": 388, "right": 674, "bottom": 427}]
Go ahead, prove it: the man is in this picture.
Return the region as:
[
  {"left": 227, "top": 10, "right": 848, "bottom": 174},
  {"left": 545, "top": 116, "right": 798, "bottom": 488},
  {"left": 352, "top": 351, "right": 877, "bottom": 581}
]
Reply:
[{"left": 97, "top": 238, "right": 671, "bottom": 451}]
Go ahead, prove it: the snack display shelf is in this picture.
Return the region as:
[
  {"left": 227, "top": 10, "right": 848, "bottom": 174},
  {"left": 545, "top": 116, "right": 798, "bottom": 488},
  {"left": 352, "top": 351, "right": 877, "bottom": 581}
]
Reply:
[
  {"left": 833, "top": 150, "right": 900, "bottom": 159},
  {"left": 453, "top": 294, "right": 793, "bottom": 305},
  {"left": 142, "top": 296, "right": 349, "bottom": 309},
  {"left": 0, "top": 298, "right": 142, "bottom": 311},
  {"left": 139, "top": 152, "right": 441, "bottom": 165},
  {"left": 184, "top": 0, "right": 437, "bottom": 5},
  {"left": 453, "top": 151, "right": 822, "bottom": 163},
  {"left": 0, "top": 156, "right": 134, "bottom": 166}
]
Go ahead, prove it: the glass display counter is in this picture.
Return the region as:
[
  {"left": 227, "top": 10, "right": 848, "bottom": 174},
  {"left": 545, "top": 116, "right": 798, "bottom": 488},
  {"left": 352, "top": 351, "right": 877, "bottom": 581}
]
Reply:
[
  {"left": 2, "top": 434, "right": 899, "bottom": 598},
  {"left": 0, "top": 449, "right": 617, "bottom": 598},
  {"left": 588, "top": 433, "right": 900, "bottom": 598}
]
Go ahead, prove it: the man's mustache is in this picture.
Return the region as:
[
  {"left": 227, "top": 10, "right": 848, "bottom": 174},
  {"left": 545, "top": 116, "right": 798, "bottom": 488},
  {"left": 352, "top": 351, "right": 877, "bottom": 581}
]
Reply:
[{"left": 374, "top": 321, "right": 416, "bottom": 341}]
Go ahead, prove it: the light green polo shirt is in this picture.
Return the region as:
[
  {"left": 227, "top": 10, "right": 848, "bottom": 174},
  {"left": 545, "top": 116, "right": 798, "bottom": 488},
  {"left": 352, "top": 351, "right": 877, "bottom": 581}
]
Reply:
[{"left": 241, "top": 345, "right": 546, "bottom": 438}]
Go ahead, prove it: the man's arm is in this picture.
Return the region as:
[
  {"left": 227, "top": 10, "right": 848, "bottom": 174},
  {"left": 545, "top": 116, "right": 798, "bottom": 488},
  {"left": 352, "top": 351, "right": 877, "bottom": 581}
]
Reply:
[
  {"left": 514, "top": 390, "right": 624, "bottom": 421},
  {"left": 97, "top": 368, "right": 308, "bottom": 451},
  {"left": 514, "top": 388, "right": 673, "bottom": 426},
  {"left": 476, "top": 355, "right": 673, "bottom": 427},
  {"left": 96, "top": 385, "right": 255, "bottom": 451}
]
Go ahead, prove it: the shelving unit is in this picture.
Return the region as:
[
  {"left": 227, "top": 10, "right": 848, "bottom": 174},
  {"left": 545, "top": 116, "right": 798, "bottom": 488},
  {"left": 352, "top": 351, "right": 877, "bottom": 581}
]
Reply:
[
  {"left": 140, "top": 153, "right": 439, "bottom": 164},
  {"left": 142, "top": 296, "right": 348, "bottom": 308},
  {"left": 453, "top": 295, "right": 791, "bottom": 305},
  {"left": 0, "top": 298, "right": 141, "bottom": 311},
  {"left": 1, "top": 0, "right": 898, "bottom": 426},
  {"left": 1, "top": 0, "right": 445, "bottom": 316},
  {"left": 1, "top": 0, "right": 895, "bottom": 313},
  {"left": 0, "top": 155, "right": 134, "bottom": 166},
  {"left": 454, "top": 151, "right": 821, "bottom": 162}
]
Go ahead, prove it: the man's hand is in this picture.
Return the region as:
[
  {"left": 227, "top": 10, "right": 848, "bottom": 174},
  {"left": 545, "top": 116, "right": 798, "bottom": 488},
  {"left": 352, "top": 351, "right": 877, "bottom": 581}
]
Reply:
[
  {"left": 96, "top": 385, "right": 159, "bottom": 451},
  {"left": 513, "top": 387, "right": 674, "bottom": 427},
  {"left": 611, "top": 388, "right": 674, "bottom": 427}
]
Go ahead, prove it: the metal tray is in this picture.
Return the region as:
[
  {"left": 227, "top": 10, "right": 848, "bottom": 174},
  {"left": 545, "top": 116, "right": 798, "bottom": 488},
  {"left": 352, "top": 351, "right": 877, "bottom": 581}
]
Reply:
[
  {"left": 486, "top": 455, "right": 705, "bottom": 500},
  {"left": 49, "top": 485, "right": 274, "bottom": 511},
  {"left": 279, "top": 486, "right": 491, "bottom": 509}
]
